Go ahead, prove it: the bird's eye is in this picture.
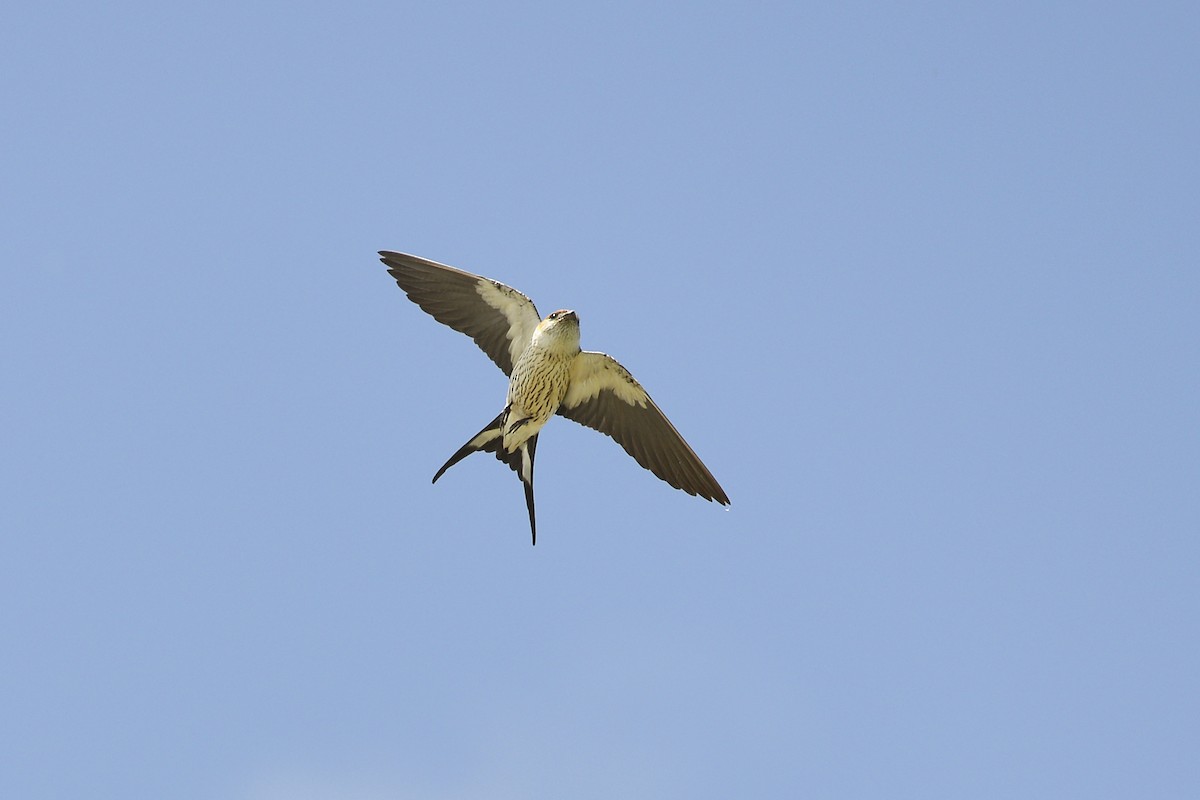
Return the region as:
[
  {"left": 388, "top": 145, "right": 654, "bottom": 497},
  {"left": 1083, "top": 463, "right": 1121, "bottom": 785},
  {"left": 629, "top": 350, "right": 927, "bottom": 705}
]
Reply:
[{"left": 550, "top": 312, "right": 559, "bottom": 320}]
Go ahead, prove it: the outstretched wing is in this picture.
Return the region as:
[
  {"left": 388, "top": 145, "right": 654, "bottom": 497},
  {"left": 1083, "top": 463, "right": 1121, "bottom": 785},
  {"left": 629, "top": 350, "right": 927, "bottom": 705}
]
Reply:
[
  {"left": 380, "top": 251, "right": 541, "bottom": 376},
  {"left": 558, "top": 352, "right": 729, "bottom": 505}
]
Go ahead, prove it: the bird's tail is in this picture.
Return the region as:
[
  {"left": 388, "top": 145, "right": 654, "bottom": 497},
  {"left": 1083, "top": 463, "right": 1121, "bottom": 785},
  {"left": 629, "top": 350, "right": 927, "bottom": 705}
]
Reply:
[{"left": 432, "top": 407, "right": 539, "bottom": 544}]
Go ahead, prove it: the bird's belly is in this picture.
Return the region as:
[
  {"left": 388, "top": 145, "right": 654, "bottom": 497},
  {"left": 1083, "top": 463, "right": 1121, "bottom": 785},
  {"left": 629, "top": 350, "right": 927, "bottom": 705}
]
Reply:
[{"left": 505, "top": 352, "right": 570, "bottom": 449}]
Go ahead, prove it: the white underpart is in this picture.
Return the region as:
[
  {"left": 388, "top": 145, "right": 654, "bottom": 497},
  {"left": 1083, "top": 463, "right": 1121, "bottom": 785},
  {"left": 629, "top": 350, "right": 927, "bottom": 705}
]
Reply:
[
  {"left": 563, "top": 352, "right": 649, "bottom": 409},
  {"left": 469, "top": 429, "right": 500, "bottom": 449},
  {"left": 519, "top": 445, "right": 533, "bottom": 484},
  {"left": 502, "top": 315, "right": 578, "bottom": 451},
  {"left": 474, "top": 278, "right": 539, "bottom": 370},
  {"left": 505, "top": 349, "right": 571, "bottom": 448}
]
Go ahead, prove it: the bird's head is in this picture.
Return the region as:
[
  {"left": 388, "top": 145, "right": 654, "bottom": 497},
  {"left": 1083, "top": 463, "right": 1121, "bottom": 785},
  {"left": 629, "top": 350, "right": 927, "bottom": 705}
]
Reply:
[{"left": 532, "top": 309, "right": 580, "bottom": 353}]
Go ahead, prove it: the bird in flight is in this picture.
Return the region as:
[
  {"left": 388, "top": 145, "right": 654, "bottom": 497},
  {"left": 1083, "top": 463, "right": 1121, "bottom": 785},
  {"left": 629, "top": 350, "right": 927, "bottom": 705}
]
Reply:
[{"left": 380, "top": 251, "right": 729, "bottom": 544}]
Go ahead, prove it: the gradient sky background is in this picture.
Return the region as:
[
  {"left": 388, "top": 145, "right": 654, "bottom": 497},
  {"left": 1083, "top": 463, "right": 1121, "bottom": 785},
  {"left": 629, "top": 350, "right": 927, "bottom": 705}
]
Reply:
[{"left": 3, "top": 2, "right": 1198, "bottom": 798}]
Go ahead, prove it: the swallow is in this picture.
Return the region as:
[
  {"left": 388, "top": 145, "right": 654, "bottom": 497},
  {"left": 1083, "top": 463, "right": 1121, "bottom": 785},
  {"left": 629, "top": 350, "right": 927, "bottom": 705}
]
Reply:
[{"left": 380, "top": 251, "right": 729, "bottom": 544}]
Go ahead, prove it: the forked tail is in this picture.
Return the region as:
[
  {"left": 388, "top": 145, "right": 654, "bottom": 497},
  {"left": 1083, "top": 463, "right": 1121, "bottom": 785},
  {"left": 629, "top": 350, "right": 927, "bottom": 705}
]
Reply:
[{"left": 432, "top": 407, "right": 540, "bottom": 544}]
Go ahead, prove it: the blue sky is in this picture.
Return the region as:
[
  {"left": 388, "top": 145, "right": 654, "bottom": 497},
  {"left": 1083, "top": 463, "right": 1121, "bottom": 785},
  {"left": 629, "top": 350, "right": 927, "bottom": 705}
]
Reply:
[{"left": 3, "top": 2, "right": 1197, "bottom": 798}]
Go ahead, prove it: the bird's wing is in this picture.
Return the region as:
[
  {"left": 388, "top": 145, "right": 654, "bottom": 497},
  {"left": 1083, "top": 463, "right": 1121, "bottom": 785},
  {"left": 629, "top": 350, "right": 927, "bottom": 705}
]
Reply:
[
  {"left": 558, "top": 351, "right": 729, "bottom": 505},
  {"left": 380, "top": 251, "right": 541, "bottom": 376}
]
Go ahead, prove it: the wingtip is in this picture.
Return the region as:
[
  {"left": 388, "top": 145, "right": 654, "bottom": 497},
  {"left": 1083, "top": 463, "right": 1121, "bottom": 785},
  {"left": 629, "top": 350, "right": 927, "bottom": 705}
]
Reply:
[{"left": 702, "top": 488, "right": 730, "bottom": 506}]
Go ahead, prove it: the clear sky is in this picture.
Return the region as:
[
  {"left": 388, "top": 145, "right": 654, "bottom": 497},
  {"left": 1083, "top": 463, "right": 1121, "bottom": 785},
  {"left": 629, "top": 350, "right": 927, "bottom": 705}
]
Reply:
[{"left": 3, "top": 2, "right": 1197, "bottom": 798}]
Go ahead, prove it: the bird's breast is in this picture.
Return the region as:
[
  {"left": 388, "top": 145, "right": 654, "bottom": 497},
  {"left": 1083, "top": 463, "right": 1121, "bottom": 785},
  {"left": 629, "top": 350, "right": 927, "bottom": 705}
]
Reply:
[{"left": 506, "top": 348, "right": 572, "bottom": 439}]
